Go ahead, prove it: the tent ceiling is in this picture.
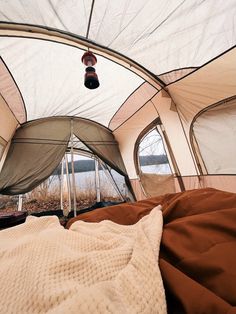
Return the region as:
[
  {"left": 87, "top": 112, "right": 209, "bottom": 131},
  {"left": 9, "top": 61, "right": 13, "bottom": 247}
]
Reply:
[
  {"left": 0, "top": 1, "right": 235, "bottom": 128},
  {"left": 0, "top": 37, "right": 144, "bottom": 126},
  {"left": 0, "top": 0, "right": 235, "bottom": 81}
]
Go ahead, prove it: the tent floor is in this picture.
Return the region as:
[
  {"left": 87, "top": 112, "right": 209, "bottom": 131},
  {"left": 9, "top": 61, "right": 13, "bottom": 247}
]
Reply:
[{"left": 0, "top": 201, "right": 125, "bottom": 229}]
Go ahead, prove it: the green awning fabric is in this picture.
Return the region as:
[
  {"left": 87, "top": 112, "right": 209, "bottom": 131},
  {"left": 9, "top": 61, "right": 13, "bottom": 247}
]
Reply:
[
  {"left": 72, "top": 119, "right": 127, "bottom": 175},
  {"left": 0, "top": 117, "right": 127, "bottom": 195}
]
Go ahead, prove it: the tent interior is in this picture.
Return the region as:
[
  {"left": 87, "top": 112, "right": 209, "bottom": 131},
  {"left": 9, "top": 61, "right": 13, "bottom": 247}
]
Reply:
[
  {"left": 0, "top": 1, "right": 236, "bottom": 313},
  {"left": 1, "top": 1, "right": 236, "bottom": 205}
]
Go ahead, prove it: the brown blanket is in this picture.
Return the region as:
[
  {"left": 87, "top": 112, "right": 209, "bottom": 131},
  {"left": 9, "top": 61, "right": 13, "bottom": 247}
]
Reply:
[{"left": 67, "top": 188, "right": 236, "bottom": 314}]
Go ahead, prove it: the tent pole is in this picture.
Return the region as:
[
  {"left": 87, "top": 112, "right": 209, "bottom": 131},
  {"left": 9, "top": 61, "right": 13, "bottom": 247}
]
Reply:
[
  {"left": 17, "top": 194, "right": 23, "bottom": 211},
  {"left": 60, "top": 158, "right": 64, "bottom": 212},
  {"left": 70, "top": 120, "right": 77, "bottom": 217},
  {"left": 95, "top": 158, "right": 101, "bottom": 202},
  {"left": 99, "top": 160, "right": 124, "bottom": 201},
  {"left": 0, "top": 141, "right": 11, "bottom": 173},
  {"left": 65, "top": 154, "right": 71, "bottom": 213}
]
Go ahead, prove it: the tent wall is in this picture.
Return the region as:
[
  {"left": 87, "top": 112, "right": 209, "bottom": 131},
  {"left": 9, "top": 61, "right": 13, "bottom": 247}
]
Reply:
[
  {"left": 181, "top": 175, "right": 236, "bottom": 194},
  {"left": 109, "top": 82, "right": 158, "bottom": 131},
  {"left": 0, "top": 57, "right": 26, "bottom": 124},
  {"left": 167, "top": 48, "right": 236, "bottom": 183},
  {"left": 0, "top": 94, "right": 18, "bottom": 171},
  {"left": 151, "top": 92, "right": 197, "bottom": 176},
  {"left": 0, "top": 94, "right": 18, "bottom": 143},
  {"left": 113, "top": 91, "right": 197, "bottom": 199},
  {"left": 114, "top": 83, "right": 236, "bottom": 198},
  {"left": 191, "top": 98, "right": 236, "bottom": 174},
  {"left": 168, "top": 47, "right": 236, "bottom": 124}
]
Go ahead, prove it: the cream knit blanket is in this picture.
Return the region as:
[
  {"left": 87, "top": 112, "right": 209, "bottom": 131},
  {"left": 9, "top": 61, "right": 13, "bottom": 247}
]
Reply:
[{"left": 0, "top": 206, "right": 166, "bottom": 314}]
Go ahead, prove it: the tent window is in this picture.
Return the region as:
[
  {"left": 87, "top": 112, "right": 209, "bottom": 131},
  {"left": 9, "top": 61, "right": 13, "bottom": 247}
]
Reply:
[
  {"left": 191, "top": 97, "right": 236, "bottom": 174},
  {"left": 137, "top": 127, "right": 172, "bottom": 175}
]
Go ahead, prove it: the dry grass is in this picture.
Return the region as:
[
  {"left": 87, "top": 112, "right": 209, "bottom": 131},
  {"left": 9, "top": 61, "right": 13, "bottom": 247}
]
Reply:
[{"left": 0, "top": 174, "right": 122, "bottom": 214}]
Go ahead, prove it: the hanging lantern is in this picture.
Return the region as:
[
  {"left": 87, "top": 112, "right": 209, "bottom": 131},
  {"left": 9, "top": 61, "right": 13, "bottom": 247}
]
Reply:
[
  {"left": 81, "top": 51, "right": 100, "bottom": 89},
  {"left": 81, "top": 51, "right": 97, "bottom": 66}
]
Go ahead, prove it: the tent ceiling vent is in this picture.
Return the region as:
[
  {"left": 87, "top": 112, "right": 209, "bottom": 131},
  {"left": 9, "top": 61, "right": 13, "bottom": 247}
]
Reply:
[{"left": 82, "top": 51, "right": 99, "bottom": 90}]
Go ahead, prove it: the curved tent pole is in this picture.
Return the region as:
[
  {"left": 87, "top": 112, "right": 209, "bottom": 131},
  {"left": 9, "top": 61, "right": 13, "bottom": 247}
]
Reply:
[
  {"left": 86, "top": 0, "right": 95, "bottom": 39},
  {"left": 0, "top": 25, "right": 164, "bottom": 89},
  {"left": 65, "top": 154, "right": 71, "bottom": 214},
  {"left": 60, "top": 158, "right": 64, "bottom": 212},
  {"left": 95, "top": 157, "right": 101, "bottom": 202},
  {"left": 70, "top": 119, "right": 77, "bottom": 217}
]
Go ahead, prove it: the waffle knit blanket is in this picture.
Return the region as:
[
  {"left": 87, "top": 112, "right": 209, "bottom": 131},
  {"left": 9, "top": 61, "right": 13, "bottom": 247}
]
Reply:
[{"left": 0, "top": 205, "right": 166, "bottom": 314}]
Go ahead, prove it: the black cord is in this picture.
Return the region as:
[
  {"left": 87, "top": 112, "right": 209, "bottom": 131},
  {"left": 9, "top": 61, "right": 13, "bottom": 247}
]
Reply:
[{"left": 86, "top": 0, "right": 95, "bottom": 39}]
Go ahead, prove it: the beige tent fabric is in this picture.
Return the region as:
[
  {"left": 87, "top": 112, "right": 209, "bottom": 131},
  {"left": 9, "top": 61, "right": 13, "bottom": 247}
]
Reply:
[
  {"left": 152, "top": 92, "right": 198, "bottom": 176},
  {"left": 181, "top": 175, "right": 236, "bottom": 194},
  {"left": 0, "top": 207, "right": 166, "bottom": 314},
  {"left": 114, "top": 91, "right": 198, "bottom": 184},
  {"left": 0, "top": 94, "right": 18, "bottom": 142},
  {"left": 168, "top": 47, "right": 236, "bottom": 124},
  {"left": 140, "top": 172, "right": 176, "bottom": 197},
  {"left": 181, "top": 176, "right": 202, "bottom": 191},
  {"left": 158, "top": 68, "right": 197, "bottom": 85},
  {"left": 0, "top": 57, "right": 25, "bottom": 123},
  {"left": 200, "top": 175, "right": 236, "bottom": 193},
  {"left": 130, "top": 178, "right": 147, "bottom": 201},
  {"left": 192, "top": 99, "right": 236, "bottom": 174},
  {"left": 109, "top": 82, "right": 158, "bottom": 131},
  {"left": 0, "top": 94, "right": 18, "bottom": 171}
]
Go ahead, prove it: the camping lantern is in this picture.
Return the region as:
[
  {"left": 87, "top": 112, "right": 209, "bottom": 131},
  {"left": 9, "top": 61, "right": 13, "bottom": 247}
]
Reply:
[{"left": 81, "top": 51, "right": 100, "bottom": 89}]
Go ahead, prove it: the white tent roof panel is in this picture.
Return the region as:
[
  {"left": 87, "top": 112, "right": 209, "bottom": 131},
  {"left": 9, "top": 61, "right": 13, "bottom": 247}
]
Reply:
[
  {"left": 0, "top": 37, "right": 143, "bottom": 126},
  {"left": 0, "top": 0, "right": 235, "bottom": 78}
]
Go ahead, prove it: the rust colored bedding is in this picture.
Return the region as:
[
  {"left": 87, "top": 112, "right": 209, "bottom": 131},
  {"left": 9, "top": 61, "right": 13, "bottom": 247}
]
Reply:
[{"left": 66, "top": 188, "right": 236, "bottom": 314}]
